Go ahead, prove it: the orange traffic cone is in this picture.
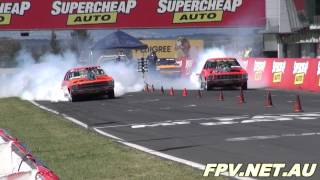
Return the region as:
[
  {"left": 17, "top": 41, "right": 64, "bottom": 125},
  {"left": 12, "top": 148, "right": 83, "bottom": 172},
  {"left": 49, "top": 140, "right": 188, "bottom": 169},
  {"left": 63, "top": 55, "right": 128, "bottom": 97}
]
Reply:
[
  {"left": 218, "top": 90, "right": 224, "bottom": 101},
  {"left": 293, "top": 94, "right": 303, "bottom": 112},
  {"left": 182, "top": 88, "right": 188, "bottom": 97},
  {"left": 239, "top": 88, "right": 245, "bottom": 104},
  {"left": 169, "top": 87, "right": 175, "bottom": 96},
  {"left": 265, "top": 91, "right": 273, "bottom": 107},
  {"left": 160, "top": 86, "right": 165, "bottom": 95},
  {"left": 197, "top": 89, "right": 202, "bottom": 98},
  {"left": 151, "top": 84, "right": 155, "bottom": 93}
]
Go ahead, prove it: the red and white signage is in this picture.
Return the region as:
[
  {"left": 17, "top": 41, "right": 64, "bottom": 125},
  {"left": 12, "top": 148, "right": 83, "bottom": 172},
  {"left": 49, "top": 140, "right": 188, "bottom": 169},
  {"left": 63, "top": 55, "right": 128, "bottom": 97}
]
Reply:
[
  {"left": 241, "top": 58, "right": 320, "bottom": 92},
  {"left": 0, "top": 0, "right": 266, "bottom": 30}
]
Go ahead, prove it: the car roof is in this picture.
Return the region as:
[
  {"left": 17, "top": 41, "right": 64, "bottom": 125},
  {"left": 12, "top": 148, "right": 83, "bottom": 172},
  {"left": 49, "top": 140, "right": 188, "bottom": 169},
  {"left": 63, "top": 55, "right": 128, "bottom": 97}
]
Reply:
[
  {"left": 69, "top": 66, "right": 101, "bottom": 72},
  {"left": 206, "top": 57, "right": 237, "bottom": 61}
]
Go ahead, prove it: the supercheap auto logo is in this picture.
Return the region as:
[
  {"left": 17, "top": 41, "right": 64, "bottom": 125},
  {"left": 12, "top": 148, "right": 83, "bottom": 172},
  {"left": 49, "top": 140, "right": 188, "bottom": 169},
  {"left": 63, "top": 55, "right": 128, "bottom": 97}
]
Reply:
[
  {"left": 0, "top": 1, "right": 31, "bottom": 25},
  {"left": 293, "top": 61, "right": 308, "bottom": 85},
  {"left": 157, "top": 0, "right": 243, "bottom": 24},
  {"left": 253, "top": 60, "right": 266, "bottom": 81},
  {"left": 51, "top": 0, "right": 137, "bottom": 25},
  {"left": 272, "top": 61, "right": 286, "bottom": 83}
]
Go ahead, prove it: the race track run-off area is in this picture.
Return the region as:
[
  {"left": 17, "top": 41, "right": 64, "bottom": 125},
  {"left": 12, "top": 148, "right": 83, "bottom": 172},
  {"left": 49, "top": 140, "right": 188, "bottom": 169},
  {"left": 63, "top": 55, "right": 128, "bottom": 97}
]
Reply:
[{"left": 36, "top": 89, "right": 320, "bottom": 179}]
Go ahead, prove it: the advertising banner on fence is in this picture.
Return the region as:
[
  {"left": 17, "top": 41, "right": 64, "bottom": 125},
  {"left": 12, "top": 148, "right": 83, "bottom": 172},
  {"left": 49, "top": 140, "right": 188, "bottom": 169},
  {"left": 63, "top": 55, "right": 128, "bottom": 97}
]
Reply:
[
  {"left": 132, "top": 39, "right": 204, "bottom": 59},
  {"left": 0, "top": 0, "right": 265, "bottom": 30},
  {"left": 242, "top": 58, "right": 320, "bottom": 92}
]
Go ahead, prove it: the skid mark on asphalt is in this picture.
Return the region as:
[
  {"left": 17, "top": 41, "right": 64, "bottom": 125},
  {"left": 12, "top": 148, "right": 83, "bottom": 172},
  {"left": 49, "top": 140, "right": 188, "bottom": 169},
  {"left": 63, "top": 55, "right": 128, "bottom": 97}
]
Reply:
[
  {"left": 226, "top": 132, "right": 320, "bottom": 142},
  {"left": 128, "top": 98, "right": 160, "bottom": 104},
  {"left": 94, "top": 112, "right": 320, "bottom": 129}
]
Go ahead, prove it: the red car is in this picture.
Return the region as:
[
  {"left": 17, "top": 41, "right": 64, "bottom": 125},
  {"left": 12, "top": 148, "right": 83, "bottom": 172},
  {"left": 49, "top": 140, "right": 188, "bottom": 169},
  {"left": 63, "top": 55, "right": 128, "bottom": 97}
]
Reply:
[
  {"left": 199, "top": 57, "right": 248, "bottom": 90},
  {"left": 0, "top": 129, "right": 59, "bottom": 180},
  {"left": 62, "top": 66, "right": 115, "bottom": 101}
]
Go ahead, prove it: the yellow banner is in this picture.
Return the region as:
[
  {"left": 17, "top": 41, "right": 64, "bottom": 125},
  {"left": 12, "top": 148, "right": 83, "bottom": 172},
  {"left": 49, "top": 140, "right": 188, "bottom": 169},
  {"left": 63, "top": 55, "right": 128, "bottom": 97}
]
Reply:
[
  {"left": 272, "top": 72, "right": 282, "bottom": 83},
  {"left": 294, "top": 73, "right": 304, "bottom": 85},
  {"left": 67, "top": 13, "right": 117, "bottom": 25},
  {"left": 173, "top": 11, "right": 223, "bottom": 23},
  {"left": 254, "top": 71, "right": 262, "bottom": 81},
  {"left": 0, "top": 14, "right": 11, "bottom": 25},
  {"left": 132, "top": 39, "right": 204, "bottom": 59}
]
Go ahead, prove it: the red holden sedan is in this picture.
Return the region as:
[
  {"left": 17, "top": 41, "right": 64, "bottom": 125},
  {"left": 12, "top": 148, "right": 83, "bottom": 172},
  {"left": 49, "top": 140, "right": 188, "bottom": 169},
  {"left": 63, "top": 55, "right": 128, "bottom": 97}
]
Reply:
[
  {"left": 62, "top": 66, "right": 115, "bottom": 101},
  {"left": 199, "top": 57, "right": 248, "bottom": 90}
]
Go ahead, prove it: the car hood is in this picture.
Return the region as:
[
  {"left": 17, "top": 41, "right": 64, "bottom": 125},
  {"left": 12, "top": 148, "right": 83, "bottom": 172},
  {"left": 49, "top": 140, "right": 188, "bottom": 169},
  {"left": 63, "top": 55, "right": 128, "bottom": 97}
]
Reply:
[{"left": 69, "top": 76, "right": 113, "bottom": 85}]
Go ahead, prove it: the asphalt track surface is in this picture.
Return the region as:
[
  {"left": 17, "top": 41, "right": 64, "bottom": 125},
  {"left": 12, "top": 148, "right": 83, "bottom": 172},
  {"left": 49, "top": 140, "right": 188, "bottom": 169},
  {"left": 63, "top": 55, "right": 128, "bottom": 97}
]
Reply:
[{"left": 37, "top": 89, "right": 320, "bottom": 179}]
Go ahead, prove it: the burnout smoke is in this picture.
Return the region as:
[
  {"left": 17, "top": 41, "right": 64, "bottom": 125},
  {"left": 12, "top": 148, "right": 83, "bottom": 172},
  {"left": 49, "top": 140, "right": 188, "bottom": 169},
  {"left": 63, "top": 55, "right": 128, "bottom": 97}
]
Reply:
[
  {"left": 143, "top": 48, "right": 232, "bottom": 90},
  {"left": 101, "top": 61, "right": 144, "bottom": 96},
  {"left": 0, "top": 50, "right": 147, "bottom": 102},
  {"left": 0, "top": 50, "right": 77, "bottom": 102}
]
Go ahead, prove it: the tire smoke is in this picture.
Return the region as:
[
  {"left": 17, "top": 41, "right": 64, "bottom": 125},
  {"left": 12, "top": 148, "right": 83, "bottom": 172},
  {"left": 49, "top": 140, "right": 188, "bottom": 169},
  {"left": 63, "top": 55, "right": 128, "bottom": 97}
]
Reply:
[{"left": 0, "top": 50, "right": 77, "bottom": 102}]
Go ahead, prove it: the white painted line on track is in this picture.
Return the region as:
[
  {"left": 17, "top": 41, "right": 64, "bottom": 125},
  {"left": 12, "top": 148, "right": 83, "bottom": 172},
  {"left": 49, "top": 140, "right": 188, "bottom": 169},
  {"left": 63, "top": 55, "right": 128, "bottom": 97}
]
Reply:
[
  {"left": 94, "top": 116, "right": 249, "bottom": 129},
  {"left": 93, "top": 127, "right": 256, "bottom": 180},
  {"left": 61, "top": 114, "right": 88, "bottom": 129},
  {"left": 94, "top": 128, "right": 123, "bottom": 141},
  {"left": 29, "top": 100, "right": 88, "bottom": 129},
  {"left": 29, "top": 101, "right": 60, "bottom": 115},
  {"left": 29, "top": 100, "right": 256, "bottom": 180},
  {"left": 94, "top": 112, "right": 320, "bottom": 129},
  {"left": 226, "top": 132, "right": 320, "bottom": 142},
  {"left": 201, "top": 121, "right": 239, "bottom": 126},
  {"left": 183, "top": 104, "right": 197, "bottom": 108}
]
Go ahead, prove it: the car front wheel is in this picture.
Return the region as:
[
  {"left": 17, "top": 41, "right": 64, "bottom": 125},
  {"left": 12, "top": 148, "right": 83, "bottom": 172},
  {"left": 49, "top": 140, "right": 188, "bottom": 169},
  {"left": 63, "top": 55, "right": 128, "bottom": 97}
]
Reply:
[
  {"left": 241, "top": 82, "right": 248, "bottom": 90},
  {"left": 66, "top": 90, "right": 77, "bottom": 102},
  {"left": 108, "top": 89, "right": 115, "bottom": 99}
]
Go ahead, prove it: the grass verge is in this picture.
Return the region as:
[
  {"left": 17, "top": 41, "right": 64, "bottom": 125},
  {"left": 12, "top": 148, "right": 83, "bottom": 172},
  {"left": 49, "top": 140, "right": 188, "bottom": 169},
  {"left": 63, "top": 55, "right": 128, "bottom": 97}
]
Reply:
[{"left": 0, "top": 98, "right": 226, "bottom": 180}]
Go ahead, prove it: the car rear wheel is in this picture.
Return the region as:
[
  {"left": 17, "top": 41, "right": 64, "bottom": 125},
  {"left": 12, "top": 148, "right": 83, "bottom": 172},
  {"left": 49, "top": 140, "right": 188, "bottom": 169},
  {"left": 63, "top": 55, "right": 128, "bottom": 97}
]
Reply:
[{"left": 108, "top": 89, "right": 115, "bottom": 99}]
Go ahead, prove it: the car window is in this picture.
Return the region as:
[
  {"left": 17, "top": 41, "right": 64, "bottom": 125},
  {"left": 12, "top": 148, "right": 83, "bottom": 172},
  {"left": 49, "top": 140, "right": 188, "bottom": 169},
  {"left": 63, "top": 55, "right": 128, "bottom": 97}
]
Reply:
[
  {"left": 93, "top": 68, "right": 105, "bottom": 76},
  {"left": 205, "top": 61, "right": 217, "bottom": 68},
  {"left": 69, "top": 68, "right": 106, "bottom": 80},
  {"left": 205, "top": 59, "right": 240, "bottom": 69}
]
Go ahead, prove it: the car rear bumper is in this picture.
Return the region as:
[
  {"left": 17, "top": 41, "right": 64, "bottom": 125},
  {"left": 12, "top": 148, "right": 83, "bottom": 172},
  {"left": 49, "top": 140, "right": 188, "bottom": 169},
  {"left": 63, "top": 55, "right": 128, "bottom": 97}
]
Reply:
[
  {"left": 207, "top": 79, "right": 247, "bottom": 87},
  {"left": 71, "top": 86, "right": 114, "bottom": 96}
]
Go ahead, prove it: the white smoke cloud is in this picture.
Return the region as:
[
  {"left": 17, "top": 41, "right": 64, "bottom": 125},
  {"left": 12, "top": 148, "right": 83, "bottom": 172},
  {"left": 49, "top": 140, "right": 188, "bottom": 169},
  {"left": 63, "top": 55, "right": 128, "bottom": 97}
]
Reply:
[
  {"left": 0, "top": 50, "right": 145, "bottom": 102},
  {"left": 0, "top": 47, "right": 257, "bottom": 102},
  {"left": 143, "top": 48, "right": 231, "bottom": 90},
  {"left": 101, "top": 61, "right": 144, "bottom": 96},
  {"left": 0, "top": 50, "right": 77, "bottom": 102}
]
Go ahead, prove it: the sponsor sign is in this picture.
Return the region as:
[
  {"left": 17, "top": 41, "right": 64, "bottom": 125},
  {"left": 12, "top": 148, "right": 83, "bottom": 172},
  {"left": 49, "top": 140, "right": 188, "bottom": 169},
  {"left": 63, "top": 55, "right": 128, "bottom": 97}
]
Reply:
[
  {"left": 132, "top": 39, "right": 204, "bottom": 59},
  {"left": 0, "top": 1, "right": 31, "bottom": 25},
  {"left": 51, "top": 0, "right": 136, "bottom": 25},
  {"left": 293, "top": 61, "right": 308, "bottom": 85},
  {"left": 253, "top": 61, "right": 266, "bottom": 81},
  {"left": 0, "top": 0, "right": 265, "bottom": 29},
  {"left": 318, "top": 61, "right": 320, "bottom": 86},
  {"left": 245, "top": 58, "right": 320, "bottom": 92},
  {"left": 272, "top": 61, "right": 286, "bottom": 83}
]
